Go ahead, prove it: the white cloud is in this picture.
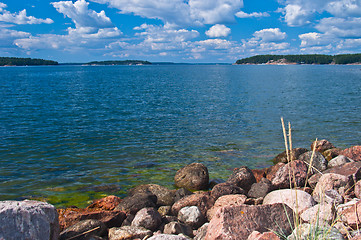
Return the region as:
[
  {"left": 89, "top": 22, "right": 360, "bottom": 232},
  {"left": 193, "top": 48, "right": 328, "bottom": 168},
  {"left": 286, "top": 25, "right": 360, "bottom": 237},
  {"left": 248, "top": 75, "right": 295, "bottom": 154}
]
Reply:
[
  {"left": 337, "top": 38, "right": 361, "bottom": 49},
  {"left": 282, "top": 4, "right": 314, "bottom": 26},
  {"left": 90, "top": 0, "right": 243, "bottom": 26},
  {"left": 253, "top": 28, "right": 286, "bottom": 42},
  {"left": 326, "top": 0, "right": 361, "bottom": 17},
  {"left": 316, "top": 17, "right": 361, "bottom": 37},
  {"left": 205, "top": 24, "right": 231, "bottom": 38},
  {"left": 0, "top": 3, "right": 53, "bottom": 24},
  {"left": 235, "top": 11, "right": 270, "bottom": 18},
  {"left": 299, "top": 32, "right": 333, "bottom": 47},
  {"left": 51, "top": 0, "right": 113, "bottom": 28}
]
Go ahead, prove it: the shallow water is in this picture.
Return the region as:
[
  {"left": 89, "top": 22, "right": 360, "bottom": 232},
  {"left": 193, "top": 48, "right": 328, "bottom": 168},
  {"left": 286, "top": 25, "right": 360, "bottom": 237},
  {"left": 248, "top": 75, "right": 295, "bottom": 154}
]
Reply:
[{"left": 0, "top": 64, "right": 360, "bottom": 207}]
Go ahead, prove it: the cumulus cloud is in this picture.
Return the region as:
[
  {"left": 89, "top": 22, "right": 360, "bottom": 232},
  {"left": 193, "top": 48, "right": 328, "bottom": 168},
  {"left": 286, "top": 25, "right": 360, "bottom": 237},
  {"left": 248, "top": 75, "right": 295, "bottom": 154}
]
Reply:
[
  {"left": 235, "top": 11, "right": 270, "bottom": 18},
  {"left": 90, "top": 0, "right": 243, "bottom": 26},
  {"left": 253, "top": 28, "right": 286, "bottom": 42},
  {"left": 205, "top": 24, "right": 231, "bottom": 38},
  {"left": 51, "top": 0, "right": 113, "bottom": 28},
  {"left": 316, "top": 17, "right": 361, "bottom": 37},
  {"left": 299, "top": 32, "right": 332, "bottom": 47},
  {"left": 326, "top": 0, "right": 361, "bottom": 17},
  {"left": 0, "top": 3, "right": 53, "bottom": 24},
  {"left": 337, "top": 38, "right": 361, "bottom": 50}
]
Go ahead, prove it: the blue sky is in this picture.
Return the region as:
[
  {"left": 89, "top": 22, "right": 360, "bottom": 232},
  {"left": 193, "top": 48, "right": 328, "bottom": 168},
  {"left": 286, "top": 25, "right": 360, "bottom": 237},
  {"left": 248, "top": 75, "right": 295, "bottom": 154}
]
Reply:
[{"left": 1, "top": 0, "right": 361, "bottom": 63}]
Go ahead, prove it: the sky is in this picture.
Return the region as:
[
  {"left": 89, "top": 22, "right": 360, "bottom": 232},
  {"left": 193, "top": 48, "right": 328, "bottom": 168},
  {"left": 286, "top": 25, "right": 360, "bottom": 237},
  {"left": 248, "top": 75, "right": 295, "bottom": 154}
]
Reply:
[{"left": 1, "top": 0, "right": 361, "bottom": 63}]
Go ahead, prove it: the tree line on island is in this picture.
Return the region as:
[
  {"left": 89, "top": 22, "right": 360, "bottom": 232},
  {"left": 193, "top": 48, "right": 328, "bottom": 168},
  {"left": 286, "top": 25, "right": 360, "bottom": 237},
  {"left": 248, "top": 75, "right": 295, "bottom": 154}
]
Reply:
[
  {"left": 0, "top": 57, "right": 58, "bottom": 66},
  {"left": 235, "top": 53, "right": 361, "bottom": 65}
]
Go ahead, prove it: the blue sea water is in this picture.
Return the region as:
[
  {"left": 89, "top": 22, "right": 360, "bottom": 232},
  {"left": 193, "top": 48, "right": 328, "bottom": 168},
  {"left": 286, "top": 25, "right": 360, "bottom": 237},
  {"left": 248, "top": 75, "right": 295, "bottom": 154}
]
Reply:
[{"left": 0, "top": 64, "right": 360, "bottom": 207}]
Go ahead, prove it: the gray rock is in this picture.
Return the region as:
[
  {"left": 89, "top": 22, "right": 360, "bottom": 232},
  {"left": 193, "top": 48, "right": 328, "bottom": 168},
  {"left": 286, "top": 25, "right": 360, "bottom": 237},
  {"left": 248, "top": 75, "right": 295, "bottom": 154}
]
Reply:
[
  {"left": 148, "top": 234, "right": 190, "bottom": 240},
  {"left": 60, "top": 219, "right": 107, "bottom": 240},
  {"left": 287, "top": 223, "right": 344, "bottom": 240},
  {"left": 178, "top": 206, "right": 205, "bottom": 229},
  {"left": 114, "top": 193, "right": 157, "bottom": 214},
  {"left": 131, "top": 207, "right": 162, "bottom": 231},
  {"left": 273, "top": 148, "right": 308, "bottom": 164},
  {"left": 128, "top": 184, "right": 176, "bottom": 206},
  {"left": 163, "top": 221, "right": 193, "bottom": 237},
  {"left": 226, "top": 166, "right": 256, "bottom": 192},
  {"left": 174, "top": 163, "right": 209, "bottom": 191},
  {"left": 108, "top": 226, "right": 152, "bottom": 240},
  {"left": 300, "top": 204, "right": 334, "bottom": 224},
  {"left": 174, "top": 188, "right": 193, "bottom": 202},
  {"left": 263, "top": 189, "right": 316, "bottom": 213},
  {"left": 248, "top": 178, "right": 273, "bottom": 198},
  {"left": 210, "top": 182, "right": 245, "bottom": 200},
  {"left": 328, "top": 155, "right": 353, "bottom": 168},
  {"left": 324, "top": 189, "right": 344, "bottom": 205},
  {"left": 299, "top": 151, "right": 328, "bottom": 172},
  {"left": 0, "top": 200, "right": 59, "bottom": 240}
]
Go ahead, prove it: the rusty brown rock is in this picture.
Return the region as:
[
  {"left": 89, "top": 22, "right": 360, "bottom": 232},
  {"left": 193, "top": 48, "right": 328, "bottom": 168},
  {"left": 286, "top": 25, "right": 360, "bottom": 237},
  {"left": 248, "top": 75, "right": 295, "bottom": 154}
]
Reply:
[
  {"left": 355, "top": 180, "right": 361, "bottom": 199},
  {"left": 247, "top": 231, "right": 281, "bottom": 240},
  {"left": 341, "top": 146, "right": 361, "bottom": 162},
  {"left": 271, "top": 160, "right": 310, "bottom": 189},
  {"left": 340, "top": 199, "right": 361, "bottom": 228},
  {"left": 205, "top": 203, "right": 294, "bottom": 240},
  {"left": 174, "top": 163, "right": 209, "bottom": 191},
  {"left": 272, "top": 148, "right": 308, "bottom": 164},
  {"left": 87, "top": 195, "right": 122, "bottom": 211},
  {"left": 226, "top": 166, "right": 256, "bottom": 192},
  {"left": 207, "top": 194, "right": 247, "bottom": 221},
  {"left": 251, "top": 168, "right": 267, "bottom": 183},
  {"left": 57, "top": 208, "right": 126, "bottom": 231},
  {"left": 324, "top": 161, "right": 361, "bottom": 183},
  {"left": 311, "top": 139, "right": 335, "bottom": 153},
  {"left": 171, "top": 192, "right": 215, "bottom": 218}
]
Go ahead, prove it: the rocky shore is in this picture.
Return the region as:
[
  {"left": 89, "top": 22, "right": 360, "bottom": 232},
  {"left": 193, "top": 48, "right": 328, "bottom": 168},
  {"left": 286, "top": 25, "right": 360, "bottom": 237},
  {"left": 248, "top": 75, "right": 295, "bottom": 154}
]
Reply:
[{"left": 1, "top": 140, "right": 361, "bottom": 240}]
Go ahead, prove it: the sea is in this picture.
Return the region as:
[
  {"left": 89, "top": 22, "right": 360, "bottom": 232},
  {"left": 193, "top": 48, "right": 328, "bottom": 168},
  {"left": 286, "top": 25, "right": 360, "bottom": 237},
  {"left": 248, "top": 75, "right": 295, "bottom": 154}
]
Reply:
[{"left": 0, "top": 64, "right": 360, "bottom": 207}]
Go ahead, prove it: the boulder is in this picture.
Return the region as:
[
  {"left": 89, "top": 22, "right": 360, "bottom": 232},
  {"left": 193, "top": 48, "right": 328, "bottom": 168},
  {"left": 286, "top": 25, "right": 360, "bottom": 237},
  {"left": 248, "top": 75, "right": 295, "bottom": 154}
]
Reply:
[
  {"left": 248, "top": 178, "right": 273, "bottom": 198},
  {"left": 0, "top": 200, "right": 59, "bottom": 240},
  {"left": 148, "top": 234, "right": 190, "bottom": 240},
  {"left": 158, "top": 206, "right": 171, "bottom": 216},
  {"left": 263, "top": 189, "right": 316, "bottom": 213},
  {"left": 171, "top": 192, "right": 215, "bottom": 218},
  {"left": 131, "top": 207, "right": 162, "bottom": 231},
  {"left": 87, "top": 195, "right": 122, "bottom": 211},
  {"left": 205, "top": 203, "right": 294, "bottom": 240},
  {"left": 174, "top": 188, "right": 193, "bottom": 202},
  {"left": 163, "top": 221, "right": 193, "bottom": 237},
  {"left": 128, "top": 184, "right": 176, "bottom": 206},
  {"left": 340, "top": 146, "right": 361, "bottom": 162},
  {"left": 108, "top": 226, "right": 152, "bottom": 240},
  {"left": 247, "top": 231, "right": 281, "bottom": 240},
  {"left": 322, "top": 161, "right": 361, "bottom": 183},
  {"left": 300, "top": 203, "right": 334, "bottom": 224},
  {"left": 271, "top": 160, "right": 309, "bottom": 189},
  {"left": 323, "top": 189, "right": 344, "bottom": 205},
  {"left": 174, "top": 163, "right": 209, "bottom": 191},
  {"left": 328, "top": 155, "right": 353, "bottom": 168},
  {"left": 287, "top": 223, "right": 344, "bottom": 240},
  {"left": 311, "top": 139, "right": 335, "bottom": 153},
  {"left": 114, "top": 193, "right": 157, "bottom": 214},
  {"left": 178, "top": 206, "right": 205, "bottom": 229},
  {"left": 194, "top": 223, "right": 208, "bottom": 240},
  {"left": 210, "top": 182, "right": 245, "bottom": 200},
  {"left": 298, "top": 151, "right": 328, "bottom": 172},
  {"left": 340, "top": 199, "right": 361, "bottom": 228},
  {"left": 312, "top": 173, "right": 353, "bottom": 203},
  {"left": 323, "top": 148, "right": 342, "bottom": 161},
  {"left": 209, "top": 179, "right": 225, "bottom": 189},
  {"left": 265, "top": 163, "right": 285, "bottom": 182},
  {"left": 226, "top": 166, "right": 257, "bottom": 192},
  {"left": 57, "top": 208, "right": 126, "bottom": 230},
  {"left": 272, "top": 148, "right": 308, "bottom": 164},
  {"left": 355, "top": 180, "right": 361, "bottom": 199},
  {"left": 60, "top": 219, "right": 106, "bottom": 240},
  {"left": 207, "top": 194, "right": 247, "bottom": 221}
]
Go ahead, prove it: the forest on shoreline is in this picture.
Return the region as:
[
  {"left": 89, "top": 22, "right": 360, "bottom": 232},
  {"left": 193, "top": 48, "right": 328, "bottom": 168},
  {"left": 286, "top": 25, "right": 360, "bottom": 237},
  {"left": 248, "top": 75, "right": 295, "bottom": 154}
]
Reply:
[
  {"left": 0, "top": 57, "right": 58, "bottom": 66},
  {"left": 235, "top": 53, "right": 361, "bottom": 65}
]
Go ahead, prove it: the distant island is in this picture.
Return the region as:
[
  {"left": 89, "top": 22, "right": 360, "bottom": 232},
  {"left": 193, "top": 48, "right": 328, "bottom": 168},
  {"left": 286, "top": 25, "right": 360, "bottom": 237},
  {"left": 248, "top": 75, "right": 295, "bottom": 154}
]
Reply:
[
  {"left": 0, "top": 57, "right": 58, "bottom": 66},
  {"left": 235, "top": 54, "right": 361, "bottom": 65},
  {"left": 85, "top": 60, "right": 151, "bottom": 66}
]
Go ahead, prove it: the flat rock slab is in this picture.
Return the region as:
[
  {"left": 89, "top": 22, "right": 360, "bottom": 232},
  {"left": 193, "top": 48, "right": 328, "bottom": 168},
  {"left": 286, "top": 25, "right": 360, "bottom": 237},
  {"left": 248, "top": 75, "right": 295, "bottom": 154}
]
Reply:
[
  {"left": 205, "top": 203, "right": 294, "bottom": 240},
  {"left": 0, "top": 200, "right": 59, "bottom": 240}
]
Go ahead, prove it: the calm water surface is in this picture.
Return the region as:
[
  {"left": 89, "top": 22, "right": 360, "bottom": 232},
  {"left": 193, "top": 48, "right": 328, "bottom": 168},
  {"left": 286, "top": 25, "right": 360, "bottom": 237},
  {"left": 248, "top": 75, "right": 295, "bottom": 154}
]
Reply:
[{"left": 0, "top": 65, "right": 360, "bottom": 207}]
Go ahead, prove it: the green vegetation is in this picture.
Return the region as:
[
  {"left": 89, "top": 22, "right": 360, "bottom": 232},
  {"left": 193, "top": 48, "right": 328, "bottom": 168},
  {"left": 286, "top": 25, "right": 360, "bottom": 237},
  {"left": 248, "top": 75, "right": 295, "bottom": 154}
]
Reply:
[
  {"left": 235, "top": 53, "right": 361, "bottom": 65},
  {"left": 86, "top": 60, "right": 151, "bottom": 65},
  {"left": 0, "top": 57, "right": 58, "bottom": 66}
]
